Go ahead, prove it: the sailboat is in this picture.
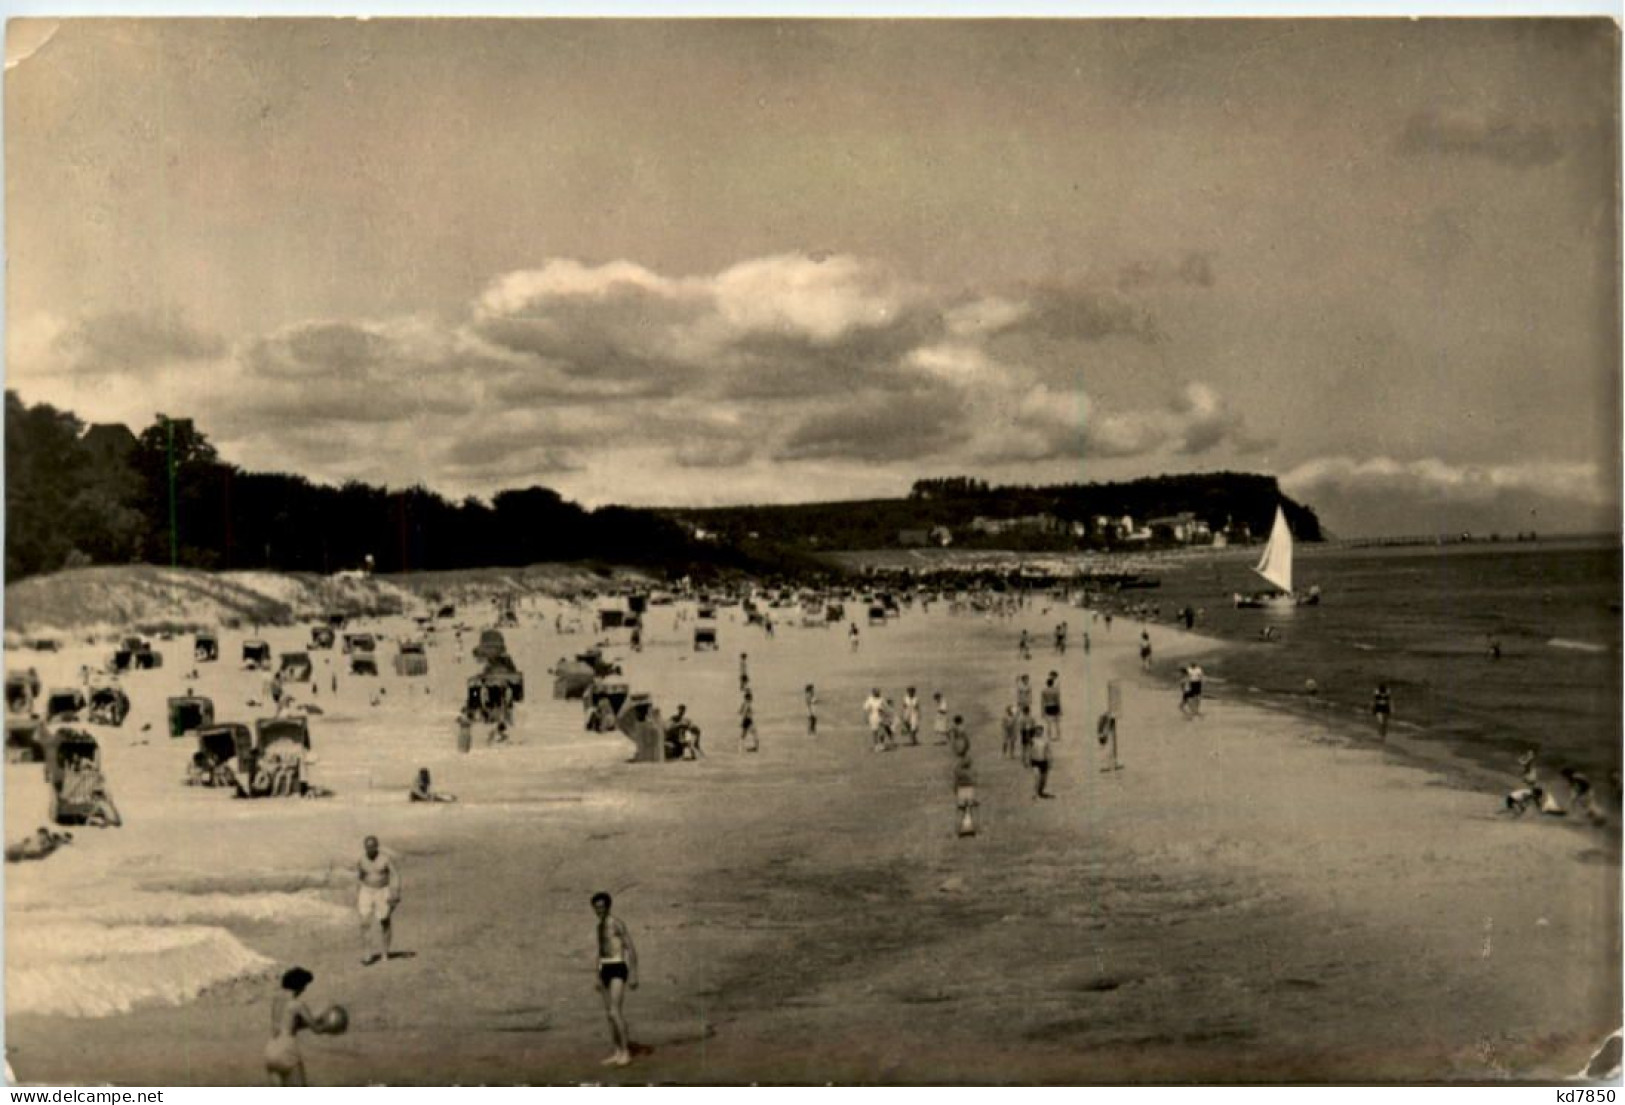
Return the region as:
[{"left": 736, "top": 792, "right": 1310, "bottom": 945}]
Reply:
[{"left": 1234, "top": 506, "right": 1320, "bottom": 609}]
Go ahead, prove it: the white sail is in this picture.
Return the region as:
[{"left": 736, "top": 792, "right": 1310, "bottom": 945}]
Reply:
[{"left": 1253, "top": 506, "right": 1294, "bottom": 594}]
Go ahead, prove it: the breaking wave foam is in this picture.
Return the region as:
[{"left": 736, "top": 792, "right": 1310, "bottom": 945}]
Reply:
[{"left": 9, "top": 923, "right": 274, "bottom": 1018}]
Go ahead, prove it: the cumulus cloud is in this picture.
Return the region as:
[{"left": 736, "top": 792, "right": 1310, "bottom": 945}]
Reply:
[
  {"left": 12, "top": 253, "right": 1268, "bottom": 500},
  {"left": 1281, "top": 456, "right": 1607, "bottom": 504},
  {"left": 980, "top": 380, "right": 1264, "bottom": 463},
  {"left": 1396, "top": 108, "right": 1562, "bottom": 167}
]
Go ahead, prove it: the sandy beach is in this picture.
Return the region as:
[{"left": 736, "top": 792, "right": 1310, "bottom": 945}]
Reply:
[{"left": 4, "top": 595, "right": 1618, "bottom": 1084}]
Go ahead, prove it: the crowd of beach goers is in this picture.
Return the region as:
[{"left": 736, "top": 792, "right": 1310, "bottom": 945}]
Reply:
[{"left": 3, "top": 575, "right": 1619, "bottom": 1085}]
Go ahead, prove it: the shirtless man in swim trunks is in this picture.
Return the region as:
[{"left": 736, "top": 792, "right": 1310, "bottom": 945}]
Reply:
[
  {"left": 356, "top": 836, "right": 401, "bottom": 965},
  {"left": 592, "top": 891, "right": 638, "bottom": 1067}
]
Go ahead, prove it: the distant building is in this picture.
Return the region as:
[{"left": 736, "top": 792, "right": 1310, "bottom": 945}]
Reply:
[
  {"left": 1146, "top": 512, "right": 1213, "bottom": 544},
  {"left": 898, "top": 528, "right": 931, "bottom": 547},
  {"left": 928, "top": 526, "right": 953, "bottom": 547}
]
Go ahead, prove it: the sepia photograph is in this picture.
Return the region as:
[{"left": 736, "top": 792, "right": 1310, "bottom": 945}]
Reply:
[{"left": 2, "top": 14, "right": 1620, "bottom": 1087}]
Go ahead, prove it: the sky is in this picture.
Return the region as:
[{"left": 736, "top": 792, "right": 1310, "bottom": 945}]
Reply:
[{"left": 5, "top": 18, "right": 1619, "bottom": 536}]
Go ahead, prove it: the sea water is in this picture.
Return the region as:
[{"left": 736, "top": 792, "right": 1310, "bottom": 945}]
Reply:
[{"left": 1131, "top": 537, "right": 1621, "bottom": 780}]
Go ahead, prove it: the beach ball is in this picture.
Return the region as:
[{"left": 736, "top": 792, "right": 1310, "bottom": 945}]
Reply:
[{"left": 318, "top": 1005, "right": 350, "bottom": 1035}]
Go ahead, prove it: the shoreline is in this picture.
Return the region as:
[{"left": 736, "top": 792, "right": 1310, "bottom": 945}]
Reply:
[
  {"left": 1130, "top": 617, "right": 1616, "bottom": 825},
  {"left": 4, "top": 598, "right": 1618, "bottom": 1084}
]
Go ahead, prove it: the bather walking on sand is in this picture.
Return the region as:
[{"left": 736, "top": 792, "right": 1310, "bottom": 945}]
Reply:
[
  {"left": 592, "top": 892, "right": 638, "bottom": 1068},
  {"left": 1041, "top": 672, "right": 1062, "bottom": 741},
  {"left": 357, "top": 836, "right": 401, "bottom": 965},
  {"left": 1372, "top": 683, "right": 1392, "bottom": 740}
]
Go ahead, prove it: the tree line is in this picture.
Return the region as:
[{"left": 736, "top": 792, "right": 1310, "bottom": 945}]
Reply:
[{"left": 3, "top": 391, "right": 784, "bottom": 583}]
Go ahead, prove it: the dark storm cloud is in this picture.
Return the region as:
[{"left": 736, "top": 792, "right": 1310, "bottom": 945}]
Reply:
[{"left": 1397, "top": 109, "right": 1563, "bottom": 167}]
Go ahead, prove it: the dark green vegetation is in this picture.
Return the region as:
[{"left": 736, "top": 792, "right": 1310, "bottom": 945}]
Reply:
[{"left": 3, "top": 393, "right": 783, "bottom": 583}]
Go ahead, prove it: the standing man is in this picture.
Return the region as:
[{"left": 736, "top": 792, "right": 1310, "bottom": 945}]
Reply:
[
  {"left": 1018, "top": 704, "right": 1041, "bottom": 768},
  {"left": 1029, "top": 716, "right": 1054, "bottom": 799},
  {"left": 1139, "top": 629, "right": 1153, "bottom": 671},
  {"left": 1015, "top": 673, "right": 1033, "bottom": 718},
  {"left": 592, "top": 892, "right": 638, "bottom": 1068},
  {"left": 1185, "top": 662, "right": 1204, "bottom": 716},
  {"left": 456, "top": 708, "right": 473, "bottom": 754},
  {"left": 739, "top": 689, "right": 760, "bottom": 752},
  {"left": 356, "top": 835, "right": 401, "bottom": 966},
  {"left": 1041, "top": 672, "right": 1063, "bottom": 742},
  {"left": 804, "top": 684, "right": 819, "bottom": 737}
]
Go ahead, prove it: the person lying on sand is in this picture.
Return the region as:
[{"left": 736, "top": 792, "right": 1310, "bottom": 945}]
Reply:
[
  {"left": 5, "top": 827, "right": 72, "bottom": 863},
  {"left": 409, "top": 768, "right": 457, "bottom": 803}
]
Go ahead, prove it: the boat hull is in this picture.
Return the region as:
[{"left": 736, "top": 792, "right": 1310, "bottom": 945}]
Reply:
[{"left": 1233, "top": 591, "right": 1320, "bottom": 609}]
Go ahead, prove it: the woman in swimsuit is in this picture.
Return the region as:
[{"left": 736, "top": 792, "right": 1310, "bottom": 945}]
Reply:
[{"left": 265, "top": 966, "right": 316, "bottom": 1086}]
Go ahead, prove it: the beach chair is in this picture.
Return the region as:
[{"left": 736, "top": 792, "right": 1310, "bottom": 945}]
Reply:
[
  {"left": 242, "top": 640, "right": 272, "bottom": 670},
  {"left": 190, "top": 723, "right": 253, "bottom": 787},
  {"left": 350, "top": 654, "right": 379, "bottom": 677},
  {"left": 393, "top": 640, "right": 429, "bottom": 677},
  {"left": 6, "top": 671, "right": 39, "bottom": 715},
  {"left": 278, "top": 652, "right": 314, "bottom": 682},
  {"left": 86, "top": 684, "right": 131, "bottom": 727},
  {"left": 5, "top": 716, "right": 46, "bottom": 764},
  {"left": 193, "top": 632, "right": 219, "bottom": 662},
  {"left": 240, "top": 717, "right": 312, "bottom": 798},
  {"left": 44, "top": 688, "right": 86, "bottom": 723},
  {"left": 616, "top": 694, "right": 666, "bottom": 763},
  {"left": 167, "top": 695, "right": 216, "bottom": 739},
  {"left": 309, "top": 625, "right": 337, "bottom": 650},
  {"left": 473, "top": 630, "right": 507, "bottom": 662},
  {"left": 45, "top": 729, "right": 105, "bottom": 825},
  {"left": 584, "top": 681, "right": 631, "bottom": 731},
  {"left": 693, "top": 625, "right": 718, "bottom": 651}
]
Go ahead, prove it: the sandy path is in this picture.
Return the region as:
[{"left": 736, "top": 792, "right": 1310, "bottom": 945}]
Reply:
[{"left": 5, "top": 598, "right": 1617, "bottom": 1083}]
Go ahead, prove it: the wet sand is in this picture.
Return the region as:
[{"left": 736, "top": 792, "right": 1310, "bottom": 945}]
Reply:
[{"left": 5, "top": 597, "right": 1618, "bottom": 1084}]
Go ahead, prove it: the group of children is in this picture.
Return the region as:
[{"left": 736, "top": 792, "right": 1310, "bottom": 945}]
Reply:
[{"left": 1000, "top": 671, "right": 1060, "bottom": 798}]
